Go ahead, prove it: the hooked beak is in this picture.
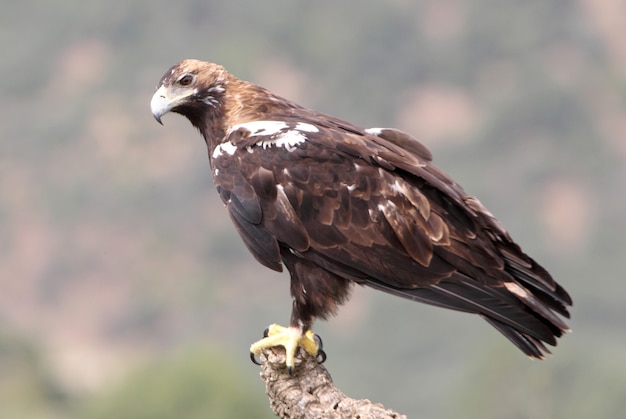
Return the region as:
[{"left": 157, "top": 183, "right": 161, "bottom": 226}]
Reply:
[{"left": 150, "top": 85, "right": 171, "bottom": 125}]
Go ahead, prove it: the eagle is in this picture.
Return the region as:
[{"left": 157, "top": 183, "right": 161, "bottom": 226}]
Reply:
[{"left": 151, "top": 59, "right": 571, "bottom": 372}]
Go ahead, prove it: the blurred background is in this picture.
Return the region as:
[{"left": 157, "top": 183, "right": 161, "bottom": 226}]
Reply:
[{"left": 1, "top": 0, "right": 625, "bottom": 417}]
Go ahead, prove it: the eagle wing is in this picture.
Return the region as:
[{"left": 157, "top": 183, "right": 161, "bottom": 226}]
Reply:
[{"left": 212, "top": 115, "right": 570, "bottom": 357}]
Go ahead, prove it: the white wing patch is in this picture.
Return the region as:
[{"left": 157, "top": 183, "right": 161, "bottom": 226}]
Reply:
[
  {"left": 365, "top": 127, "right": 384, "bottom": 136},
  {"left": 218, "top": 121, "right": 317, "bottom": 156},
  {"left": 230, "top": 120, "right": 289, "bottom": 136},
  {"left": 257, "top": 130, "right": 307, "bottom": 152},
  {"left": 212, "top": 141, "right": 237, "bottom": 158},
  {"left": 230, "top": 120, "right": 315, "bottom": 153},
  {"left": 295, "top": 122, "right": 319, "bottom": 133}
]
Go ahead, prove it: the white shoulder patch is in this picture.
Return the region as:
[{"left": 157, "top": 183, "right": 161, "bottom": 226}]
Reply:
[
  {"left": 229, "top": 120, "right": 314, "bottom": 153},
  {"left": 295, "top": 122, "right": 319, "bottom": 133},
  {"left": 365, "top": 127, "right": 384, "bottom": 136},
  {"left": 212, "top": 141, "right": 238, "bottom": 159},
  {"left": 264, "top": 130, "right": 307, "bottom": 152},
  {"left": 230, "top": 120, "right": 289, "bottom": 136}
]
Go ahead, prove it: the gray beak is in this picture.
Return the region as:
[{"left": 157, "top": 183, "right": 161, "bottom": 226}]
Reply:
[{"left": 150, "top": 85, "right": 171, "bottom": 125}]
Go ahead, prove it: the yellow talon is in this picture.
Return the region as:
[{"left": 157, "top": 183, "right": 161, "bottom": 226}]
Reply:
[{"left": 250, "top": 324, "right": 321, "bottom": 372}]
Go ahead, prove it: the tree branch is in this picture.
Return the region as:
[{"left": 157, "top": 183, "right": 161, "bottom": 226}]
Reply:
[{"left": 257, "top": 347, "right": 407, "bottom": 419}]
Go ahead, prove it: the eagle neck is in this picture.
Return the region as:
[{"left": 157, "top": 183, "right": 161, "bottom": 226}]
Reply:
[{"left": 197, "top": 109, "right": 226, "bottom": 154}]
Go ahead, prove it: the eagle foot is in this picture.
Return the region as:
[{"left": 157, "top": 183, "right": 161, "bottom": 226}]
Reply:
[{"left": 249, "top": 324, "right": 325, "bottom": 373}]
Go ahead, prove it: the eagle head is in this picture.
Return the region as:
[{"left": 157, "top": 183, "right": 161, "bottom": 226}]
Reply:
[{"left": 150, "top": 59, "right": 228, "bottom": 127}]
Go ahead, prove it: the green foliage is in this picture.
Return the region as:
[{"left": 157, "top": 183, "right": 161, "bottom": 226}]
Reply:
[
  {"left": 0, "top": 334, "right": 72, "bottom": 419},
  {"left": 83, "top": 348, "right": 273, "bottom": 419}
]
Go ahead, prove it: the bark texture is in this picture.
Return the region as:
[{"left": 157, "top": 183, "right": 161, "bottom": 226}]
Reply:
[{"left": 257, "top": 347, "right": 407, "bottom": 419}]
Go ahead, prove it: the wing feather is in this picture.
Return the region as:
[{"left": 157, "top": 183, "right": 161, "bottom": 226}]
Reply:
[
  {"left": 212, "top": 110, "right": 570, "bottom": 357},
  {"left": 227, "top": 206, "right": 282, "bottom": 271},
  {"left": 262, "top": 185, "right": 310, "bottom": 252}
]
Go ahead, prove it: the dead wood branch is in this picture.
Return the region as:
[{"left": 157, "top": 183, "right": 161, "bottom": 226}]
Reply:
[{"left": 257, "top": 347, "right": 407, "bottom": 419}]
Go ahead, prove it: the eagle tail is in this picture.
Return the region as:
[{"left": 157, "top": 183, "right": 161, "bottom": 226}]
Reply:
[
  {"left": 368, "top": 273, "right": 569, "bottom": 359},
  {"left": 481, "top": 316, "right": 551, "bottom": 358}
]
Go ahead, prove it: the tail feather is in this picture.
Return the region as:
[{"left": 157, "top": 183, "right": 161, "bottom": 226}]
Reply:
[
  {"left": 482, "top": 316, "right": 552, "bottom": 359},
  {"left": 368, "top": 271, "right": 570, "bottom": 358},
  {"left": 506, "top": 261, "right": 572, "bottom": 317},
  {"left": 429, "top": 281, "right": 558, "bottom": 344}
]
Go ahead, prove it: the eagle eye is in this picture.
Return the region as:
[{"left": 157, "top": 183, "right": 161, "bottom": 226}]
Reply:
[{"left": 178, "top": 74, "right": 194, "bottom": 86}]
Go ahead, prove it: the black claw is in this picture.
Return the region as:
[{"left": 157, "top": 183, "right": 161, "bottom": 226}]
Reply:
[
  {"left": 263, "top": 327, "right": 270, "bottom": 338},
  {"left": 287, "top": 365, "right": 295, "bottom": 376},
  {"left": 316, "top": 349, "right": 327, "bottom": 364},
  {"left": 313, "top": 333, "right": 324, "bottom": 350},
  {"left": 250, "top": 352, "right": 261, "bottom": 365},
  {"left": 312, "top": 333, "right": 326, "bottom": 363}
]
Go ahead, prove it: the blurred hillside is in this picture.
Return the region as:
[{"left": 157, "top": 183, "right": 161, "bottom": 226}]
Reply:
[{"left": 1, "top": 0, "right": 625, "bottom": 417}]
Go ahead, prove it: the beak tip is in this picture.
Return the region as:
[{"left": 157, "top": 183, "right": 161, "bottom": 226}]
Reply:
[{"left": 150, "top": 85, "right": 170, "bottom": 126}]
